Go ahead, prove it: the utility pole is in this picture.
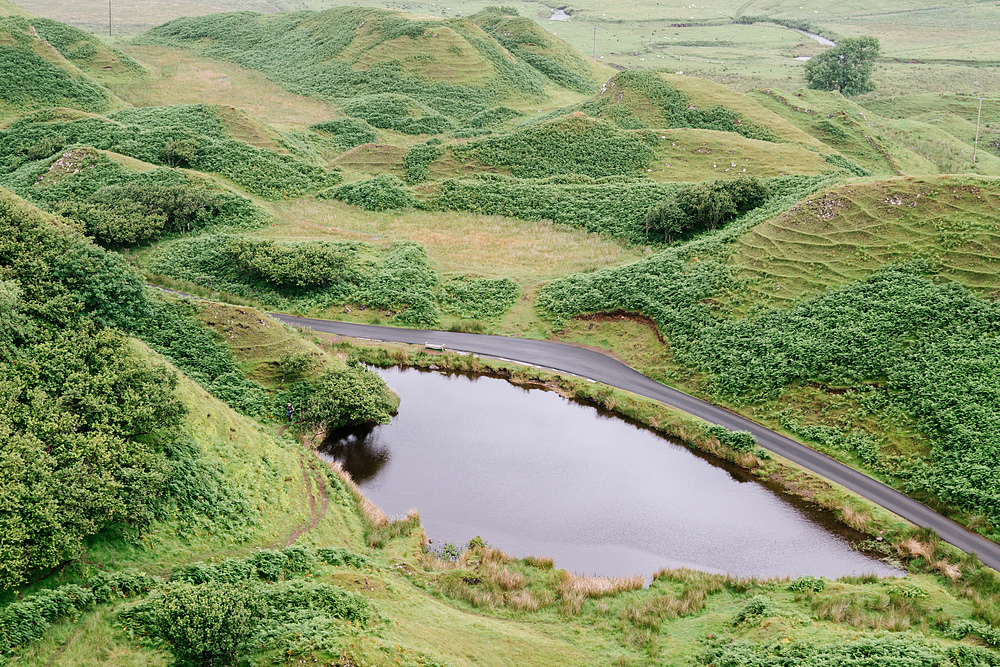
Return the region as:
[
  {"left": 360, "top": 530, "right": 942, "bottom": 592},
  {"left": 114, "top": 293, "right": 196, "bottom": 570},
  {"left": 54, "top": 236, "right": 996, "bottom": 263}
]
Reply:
[
  {"left": 108, "top": 0, "right": 112, "bottom": 38},
  {"left": 592, "top": 26, "right": 597, "bottom": 59},
  {"left": 973, "top": 97, "right": 983, "bottom": 164}
]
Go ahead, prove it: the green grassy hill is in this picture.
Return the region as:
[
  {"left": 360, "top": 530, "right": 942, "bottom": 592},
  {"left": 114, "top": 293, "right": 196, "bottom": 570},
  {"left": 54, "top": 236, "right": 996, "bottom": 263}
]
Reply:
[
  {"left": 748, "top": 88, "right": 1000, "bottom": 177},
  {"left": 0, "top": 16, "right": 119, "bottom": 115},
  {"left": 139, "top": 6, "right": 611, "bottom": 132},
  {"left": 732, "top": 175, "right": 1000, "bottom": 304},
  {"left": 6, "top": 2, "right": 1000, "bottom": 665}
]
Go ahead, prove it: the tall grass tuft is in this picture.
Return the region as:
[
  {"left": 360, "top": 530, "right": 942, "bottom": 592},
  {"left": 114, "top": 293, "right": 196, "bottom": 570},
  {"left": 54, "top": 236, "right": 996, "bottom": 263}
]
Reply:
[
  {"left": 522, "top": 555, "right": 555, "bottom": 570},
  {"left": 557, "top": 572, "right": 645, "bottom": 598},
  {"left": 367, "top": 509, "right": 420, "bottom": 549}
]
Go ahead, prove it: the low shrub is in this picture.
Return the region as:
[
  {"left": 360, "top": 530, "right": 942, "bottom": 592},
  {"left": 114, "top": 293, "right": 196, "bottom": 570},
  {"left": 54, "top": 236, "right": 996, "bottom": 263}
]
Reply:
[
  {"left": 321, "top": 174, "right": 415, "bottom": 211},
  {"left": 308, "top": 118, "right": 378, "bottom": 151},
  {"left": 440, "top": 275, "right": 519, "bottom": 319},
  {"left": 705, "top": 424, "right": 757, "bottom": 452},
  {"left": 342, "top": 93, "right": 453, "bottom": 135}
]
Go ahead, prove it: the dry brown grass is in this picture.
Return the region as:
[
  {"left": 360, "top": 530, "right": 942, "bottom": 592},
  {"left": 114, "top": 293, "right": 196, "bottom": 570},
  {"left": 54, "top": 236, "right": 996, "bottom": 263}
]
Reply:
[
  {"left": 325, "top": 459, "right": 387, "bottom": 528},
  {"left": 506, "top": 590, "right": 541, "bottom": 612},
  {"left": 477, "top": 547, "right": 512, "bottom": 565},
  {"left": 838, "top": 506, "right": 870, "bottom": 531},
  {"left": 559, "top": 590, "right": 585, "bottom": 616},
  {"left": 522, "top": 555, "right": 555, "bottom": 570},
  {"left": 557, "top": 572, "right": 645, "bottom": 599},
  {"left": 935, "top": 560, "right": 962, "bottom": 581},
  {"left": 900, "top": 537, "right": 934, "bottom": 561},
  {"left": 489, "top": 566, "right": 527, "bottom": 592},
  {"left": 108, "top": 45, "right": 339, "bottom": 129}
]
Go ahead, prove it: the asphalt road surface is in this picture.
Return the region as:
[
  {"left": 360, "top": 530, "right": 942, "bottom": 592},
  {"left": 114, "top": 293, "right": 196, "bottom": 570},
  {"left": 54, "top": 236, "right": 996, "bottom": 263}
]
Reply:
[{"left": 273, "top": 314, "right": 1000, "bottom": 571}]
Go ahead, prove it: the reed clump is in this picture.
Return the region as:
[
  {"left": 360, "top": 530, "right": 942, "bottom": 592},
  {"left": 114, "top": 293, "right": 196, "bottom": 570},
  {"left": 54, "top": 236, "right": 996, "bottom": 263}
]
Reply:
[
  {"left": 367, "top": 509, "right": 421, "bottom": 549},
  {"left": 521, "top": 555, "right": 555, "bottom": 570},
  {"left": 557, "top": 572, "right": 645, "bottom": 598}
]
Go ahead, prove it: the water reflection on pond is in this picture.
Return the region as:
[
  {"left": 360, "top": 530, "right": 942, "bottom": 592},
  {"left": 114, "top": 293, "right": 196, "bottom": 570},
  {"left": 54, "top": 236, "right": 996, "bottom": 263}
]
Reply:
[{"left": 319, "top": 367, "right": 898, "bottom": 579}]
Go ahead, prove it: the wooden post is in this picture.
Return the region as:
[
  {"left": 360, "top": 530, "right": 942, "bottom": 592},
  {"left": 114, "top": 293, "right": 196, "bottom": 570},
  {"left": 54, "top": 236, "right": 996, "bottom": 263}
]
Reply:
[{"left": 973, "top": 98, "right": 983, "bottom": 164}]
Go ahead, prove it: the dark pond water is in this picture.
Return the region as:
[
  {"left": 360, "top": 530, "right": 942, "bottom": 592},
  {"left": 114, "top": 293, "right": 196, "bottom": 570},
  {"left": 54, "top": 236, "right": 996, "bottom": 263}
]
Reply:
[{"left": 318, "top": 367, "right": 898, "bottom": 579}]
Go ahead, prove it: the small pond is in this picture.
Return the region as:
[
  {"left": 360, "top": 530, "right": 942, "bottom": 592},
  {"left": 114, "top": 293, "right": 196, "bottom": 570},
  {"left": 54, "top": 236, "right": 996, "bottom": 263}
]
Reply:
[{"left": 319, "top": 367, "right": 898, "bottom": 579}]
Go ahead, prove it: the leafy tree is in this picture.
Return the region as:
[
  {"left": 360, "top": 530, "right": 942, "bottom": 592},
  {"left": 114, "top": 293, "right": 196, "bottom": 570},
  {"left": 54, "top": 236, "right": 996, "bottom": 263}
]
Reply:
[
  {"left": 644, "top": 197, "right": 690, "bottom": 242},
  {"left": 0, "top": 326, "right": 185, "bottom": 588},
  {"left": 644, "top": 175, "right": 769, "bottom": 241},
  {"left": 282, "top": 363, "right": 397, "bottom": 433},
  {"left": 146, "top": 582, "right": 265, "bottom": 667},
  {"left": 804, "top": 36, "right": 881, "bottom": 96}
]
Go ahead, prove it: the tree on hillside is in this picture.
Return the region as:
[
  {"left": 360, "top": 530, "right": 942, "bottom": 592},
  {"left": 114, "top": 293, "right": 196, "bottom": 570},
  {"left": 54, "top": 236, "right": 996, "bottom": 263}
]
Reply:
[{"left": 804, "top": 36, "right": 881, "bottom": 96}]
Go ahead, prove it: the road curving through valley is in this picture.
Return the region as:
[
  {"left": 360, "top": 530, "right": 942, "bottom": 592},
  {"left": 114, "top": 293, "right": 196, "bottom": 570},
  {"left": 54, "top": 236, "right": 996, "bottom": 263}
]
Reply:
[{"left": 272, "top": 314, "right": 1000, "bottom": 572}]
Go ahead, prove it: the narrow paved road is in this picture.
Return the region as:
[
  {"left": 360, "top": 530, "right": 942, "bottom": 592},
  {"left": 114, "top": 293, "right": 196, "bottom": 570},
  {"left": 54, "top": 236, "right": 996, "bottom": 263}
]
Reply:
[{"left": 274, "top": 315, "right": 1000, "bottom": 571}]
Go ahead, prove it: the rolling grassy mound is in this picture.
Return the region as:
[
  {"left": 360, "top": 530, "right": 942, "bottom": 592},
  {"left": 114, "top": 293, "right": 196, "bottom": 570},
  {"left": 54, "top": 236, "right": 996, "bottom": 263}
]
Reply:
[
  {"left": 333, "top": 143, "right": 408, "bottom": 178},
  {"left": 642, "top": 128, "right": 831, "bottom": 182},
  {"left": 732, "top": 175, "right": 1000, "bottom": 305},
  {"left": 0, "top": 104, "right": 340, "bottom": 199},
  {"left": 470, "top": 8, "right": 607, "bottom": 95},
  {"left": 29, "top": 17, "right": 142, "bottom": 77},
  {"left": 598, "top": 71, "right": 828, "bottom": 150},
  {"left": 140, "top": 6, "right": 607, "bottom": 133},
  {"left": 0, "top": 16, "right": 119, "bottom": 115},
  {"left": 749, "top": 88, "right": 1000, "bottom": 177}
]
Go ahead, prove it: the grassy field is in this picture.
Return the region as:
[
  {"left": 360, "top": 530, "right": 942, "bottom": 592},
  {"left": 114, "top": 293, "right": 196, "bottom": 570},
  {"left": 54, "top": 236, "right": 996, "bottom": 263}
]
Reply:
[
  {"left": 13, "top": 0, "right": 1000, "bottom": 99},
  {"left": 7, "top": 0, "right": 1000, "bottom": 664}
]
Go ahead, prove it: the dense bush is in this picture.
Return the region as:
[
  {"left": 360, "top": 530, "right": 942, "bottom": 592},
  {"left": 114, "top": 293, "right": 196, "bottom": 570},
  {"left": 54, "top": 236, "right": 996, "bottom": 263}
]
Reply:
[
  {"left": 704, "top": 425, "right": 757, "bottom": 452},
  {"left": 440, "top": 276, "right": 519, "bottom": 319},
  {"left": 403, "top": 141, "right": 445, "bottom": 184},
  {"left": 321, "top": 174, "right": 416, "bottom": 210},
  {"left": 226, "top": 238, "right": 364, "bottom": 288},
  {"left": 0, "top": 106, "right": 338, "bottom": 199},
  {"left": 0, "top": 585, "right": 96, "bottom": 654},
  {"left": 342, "top": 94, "right": 453, "bottom": 135},
  {"left": 451, "top": 115, "right": 653, "bottom": 179},
  {"left": 0, "top": 17, "right": 113, "bottom": 113},
  {"left": 140, "top": 582, "right": 266, "bottom": 667},
  {"left": 355, "top": 242, "right": 439, "bottom": 326},
  {"left": 278, "top": 362, "right": 398, "bottom": 433},
  {"left": 307, "top": 118, "right": 377, "bottom": 151},
  {"left": 646, "top": 175, "right": 770, "bottom": 239},
  {"left": 430, "top": 173, "right": 676, "bottom": 244},
  {"left": 46, "top": 171, "right": 268, "bottom": 246},
  {"left": 147, "top": 236, "right": 440, "bottom": 325},
  {"left": 805, "top": 36, "right": 881, "bottom": 96}
]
